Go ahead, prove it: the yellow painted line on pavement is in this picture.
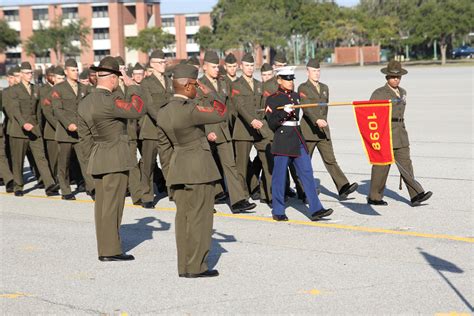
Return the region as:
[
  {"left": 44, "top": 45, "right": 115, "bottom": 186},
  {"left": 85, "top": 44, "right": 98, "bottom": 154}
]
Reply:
[
  {"left": 2, "top": 192, "right": 473, "bottom": 244},
  {"left": 0, "top": 292, "right": 30, "bottom": 299}
]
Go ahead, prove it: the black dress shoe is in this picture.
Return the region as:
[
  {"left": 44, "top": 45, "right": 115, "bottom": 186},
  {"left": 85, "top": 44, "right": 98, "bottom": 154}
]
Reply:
[
  {"left": 76, "top": 183, "right": 86, "bottom": 192},
  {"left": 133, "top": 199, "right": 142, "bottom": 206},
  {"left": 231, "top": 200, "right": 257, "bottom": 214},
  {"left": 367, "top": 198, "right": 388, "bottom": 206},
  {"left": 310, "top": 208, "right": 334, "bottom": 221},
  {"left": 250, "top": 188, "right": 261, "bottom": 201},
  {"left": 339, "top": 182, "right": 358, "bottom": 200},
  {"left": 45, "top": 184, "right": 60, "bottom": 196},
  {"left": 98, "top": 254, "right": 135, "bottom": 262},
  {"left": 6, "top": 180, "right": 14, "bottom": 193},
  {"left": 411, "top": 191, "right": 433, "bottom": 207},
  {"left": 62, "top": 194, "right": 76, "bottom": 200},
  {"left": 142, "top": 201, "right": 155, "bottom": 209},
  {"left": 36, "top": 182, "right": 45, "bottom": 189},
  {"left": 181, "top": 270, "right": 219, "bottom": 278},
  {"left": 86, "top": 190, "right": 96, "bottom": 201},
  {"left": 214, "top": 192, "right": 228, "bottom": 204},
  {"left": 272, "top": 214, "right": 289, "bottom": 221},
  {"left": 14, "top": 190, "right": 24, "bottom": 197}
]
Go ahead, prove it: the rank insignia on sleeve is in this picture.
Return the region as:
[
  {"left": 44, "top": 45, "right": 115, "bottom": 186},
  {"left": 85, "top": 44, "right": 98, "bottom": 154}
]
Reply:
[
  {"left": 263, "top": 90, "right": 271, "bottom": 97},
  {"left": 265, "top": 105, "right": 272, "bottom": 113},
  {"left": 231, "top": 89, "right": 240, "bottom": 97},
  {"left": 43, "top": 98, "right": 51, "bottom": 106},
  {"left": 213, "top": 100, "right": 227, "bottom": 117},
  {"left": 114, "top": 95, "right": 144, "bottom": 112},
  {"left": 299, "top": 92, "right": 307, "bottom": 98},
  {"left": 51, "top": 91, "right": 61, "bottom": 99},
  {"left": 196, "top": 105, "right": 214, "bottom": 113}
]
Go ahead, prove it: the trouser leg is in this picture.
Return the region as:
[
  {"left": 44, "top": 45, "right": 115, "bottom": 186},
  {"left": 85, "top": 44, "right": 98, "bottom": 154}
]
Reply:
[
  {"left": 255, "top": 140, "right": 273, "bottom": 201},
  {"left": 58, "top": 142, "right": 73, "bottom": 195},
  {"left": 10, "top": 137, "right": 28, "bottom": 191},
  {"left": 94, "top": 172, "right": 128, "bottom": 257},
  {"left": 234, "top": 141, "right": 252, "bottom": 198},
  {"left": 216, "top": 141, "right": 246, "bottom": 205},
  {"left": 140, "top": 139, "right": 158, "bottom": 203},
  {"left": 29, "top": 136, "right": 54, "bottom": 188},
  {"left": 174, "top": 182, "right": 215, "bottom": 275},
  {"left": 271, "top": 155, "right": 289, "bottom": 215},
  {"left": 74, "top": 142, "right": 95, "bottom": 193},
  {"left": 369, "top": 164, "right": 391, "bottom": 201},
  {"left": 0, "top": 135, "right": 13, "bottom": 184},
  {"left": 45, "top": 139, "right": 58, "bottom": 181},
  {"left": 394, "top": 147, "right": 424, "bottom": 199},
  {"left": 293, "top": 145, "right": 323, "bottom": 213},
  {"left": 128, "top": 140, "right": 143, "bottom": 204}
]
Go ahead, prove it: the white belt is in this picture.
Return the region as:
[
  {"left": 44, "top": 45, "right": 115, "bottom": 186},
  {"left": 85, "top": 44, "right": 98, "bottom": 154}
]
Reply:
[{"left": 282, "top": 121, "right": 299, "bottom": 127}]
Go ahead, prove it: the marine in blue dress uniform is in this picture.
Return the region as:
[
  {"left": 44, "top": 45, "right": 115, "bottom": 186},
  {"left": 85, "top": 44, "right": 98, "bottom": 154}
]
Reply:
[{"left": 265, "top": 67, "right": 333, "bottom": 222}]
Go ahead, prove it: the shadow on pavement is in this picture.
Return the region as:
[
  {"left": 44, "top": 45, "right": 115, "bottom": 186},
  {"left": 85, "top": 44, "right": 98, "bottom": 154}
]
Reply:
[
  {"left": 418, "top": 247, "right": 473, "bottom": 312},
  {"left": 358, "top": 179, "right": 411, "bottom": 205},
  {"left": 340, "top": 201, "right": 381, "bottom": 216},
  {"left": 121, "top": 217, "right": 171, "bottom": 253},
  {"left": 208, "top": 230, "right": 237, "bottom": 270}
]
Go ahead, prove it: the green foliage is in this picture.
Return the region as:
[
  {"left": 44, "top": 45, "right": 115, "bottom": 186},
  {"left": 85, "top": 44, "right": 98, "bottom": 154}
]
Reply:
[
  {"left": 193, "top": 26, "right": 215, "bottom": 51},
  {"left": 211, "top": 0, "right": 295, "bottom": 51},
  {"left": 210, "top": 0, "right": 472, "bottom": 62},
  {"left": 24, "top": 17, "right": 90, "bottom": 63},
  {"left": 126, "top": 27, "right": 175, "bottom": 53},
  {"left": 0, "top": 19, "right": 20, "bottom": 53}
]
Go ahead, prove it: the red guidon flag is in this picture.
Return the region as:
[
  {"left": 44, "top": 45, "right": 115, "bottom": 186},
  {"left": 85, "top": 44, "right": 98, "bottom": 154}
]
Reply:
[{"left": 353, "top": 101, "right": 394, "bottom": 165}]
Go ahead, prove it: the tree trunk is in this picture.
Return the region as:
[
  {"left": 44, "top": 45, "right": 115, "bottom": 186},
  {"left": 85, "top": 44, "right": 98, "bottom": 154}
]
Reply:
[
  {"left": 264, "top": 46, "right": 270, "bottom": 63},
  {"left": 440, "top": 43, "right": 447, "bottom": 65},
  {"left": 359, "top": 46, "right": 364, "bottom": 66}
]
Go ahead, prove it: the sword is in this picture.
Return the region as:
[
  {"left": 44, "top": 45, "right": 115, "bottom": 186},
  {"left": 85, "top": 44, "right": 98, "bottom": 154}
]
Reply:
[{"left": 257, "top": 99, "right": 399, "bottom": 112}]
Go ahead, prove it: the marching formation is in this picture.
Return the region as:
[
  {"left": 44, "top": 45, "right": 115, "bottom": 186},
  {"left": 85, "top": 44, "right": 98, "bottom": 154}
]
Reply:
[{"left": 0, "top": 51, "right": 432, "bottom": 278}]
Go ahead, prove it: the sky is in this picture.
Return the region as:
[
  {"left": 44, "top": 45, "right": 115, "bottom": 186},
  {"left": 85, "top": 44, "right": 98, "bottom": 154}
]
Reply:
[
  {"left": 161, "top": 0, "right": 360, "bottom": 14},
  {"left": 1, "top": 0, "right": 360, "bottom": 13}
]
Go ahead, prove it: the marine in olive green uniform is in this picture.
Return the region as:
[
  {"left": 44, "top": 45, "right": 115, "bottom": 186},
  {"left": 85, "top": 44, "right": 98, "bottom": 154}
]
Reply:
[
  {"left": 39, "top": 66, "right": 60, "bottom": 180},
  {"left": 78, "top": 56, "right": 146, "bottom": 261},
  {"left": 52, "top": 58, "right": 93, "bottom": 199},
  {"left": 8, "top": 62, "right": 58, "bottom": 196},
  {"left": 368, "top": 61, "right": 432, "bottom": 207},
  {"left": 298, "top": 58, "right": 358, "bottom": 200},
  {"left": 0, "top": 67, "right": 19, "bottom": 192},
  {"left": 156, "top": 64, "right": 225, "bottom": 278},
  {"left": 197, "top": 51, "right": 256, "bottom": 213},
  {"left": 223, "top": 53, "right": 239, "bottom": 130},
  {"left": 113, "top": 57, "right": 143, "bottom": 205},
  {"left": 231, "top": 53, "right": 273, "bottom": 202},
  {"left": 139, "top": 50, "right": 173, "bottom": 208}
]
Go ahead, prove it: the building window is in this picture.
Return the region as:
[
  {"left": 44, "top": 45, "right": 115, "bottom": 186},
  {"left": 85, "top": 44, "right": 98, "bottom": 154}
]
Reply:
[
  {"left": 94, "top": 49, "right": 110, "bottom": 62},
  {"left": 92, "top": 6, "right": 108, "bottom": 18},
  {"left": 93, "top": 28, "right": 110, "bottom": 40},
  {"left": 33, "top": 8, "right": 49, "bottom": 21},
  {"left": 3, "top": 10, "right": 19, "bottom": 22},
  {"left": 35, "top": 52, "right": 51, "bottom": 64},
  {"left": 185, "top": 16, "right": 199, "bottom": 26},
  {"left": 186, "top": 34, "right": 196, "bottom": 44},
  {"left": 162, "top": 17, "right": 174, "bottom": 27},
  {"left": 6, "top": 52, "right": 21, "bottom": 66},
  {"left": 62, "top": 7, "right": 78, "bottom": 19}
]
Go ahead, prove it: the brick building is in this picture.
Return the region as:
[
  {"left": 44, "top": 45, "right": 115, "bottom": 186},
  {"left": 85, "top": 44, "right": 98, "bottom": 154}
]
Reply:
[{"left": 0, "top": 0, "right": 212, "bottom": 72}]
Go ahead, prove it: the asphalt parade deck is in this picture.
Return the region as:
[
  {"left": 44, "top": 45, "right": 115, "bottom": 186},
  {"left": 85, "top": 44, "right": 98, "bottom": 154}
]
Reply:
[{"left": 1, "top": 65, "right": 473, "bottom": 314}]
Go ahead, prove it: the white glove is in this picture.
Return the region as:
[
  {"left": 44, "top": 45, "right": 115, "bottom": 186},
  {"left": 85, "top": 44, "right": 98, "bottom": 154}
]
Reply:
[{"left": 283, "top": 104, "right": 294, "bottom": 113}]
